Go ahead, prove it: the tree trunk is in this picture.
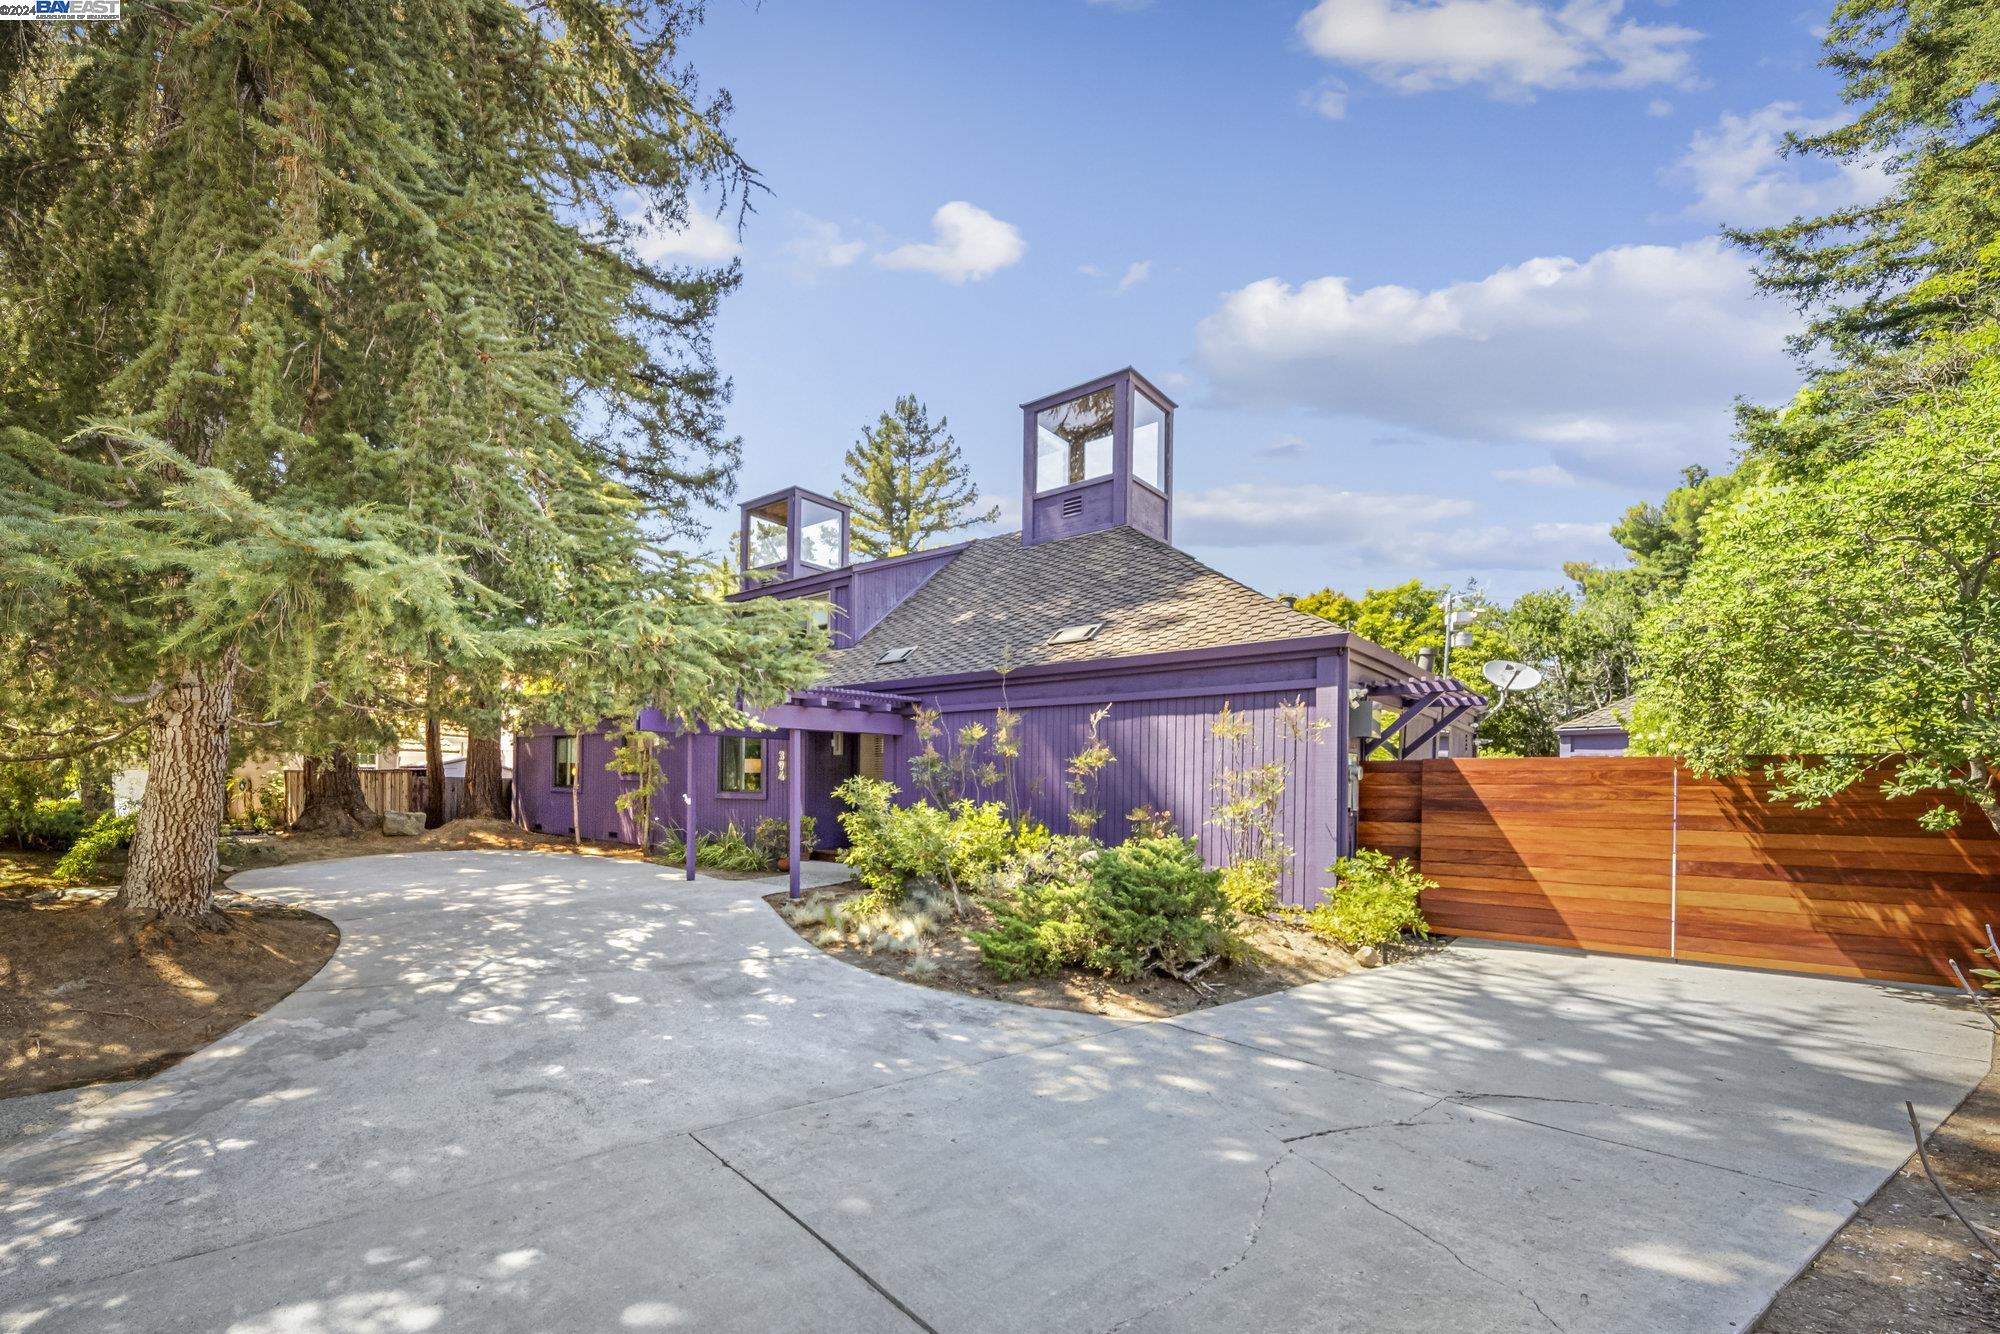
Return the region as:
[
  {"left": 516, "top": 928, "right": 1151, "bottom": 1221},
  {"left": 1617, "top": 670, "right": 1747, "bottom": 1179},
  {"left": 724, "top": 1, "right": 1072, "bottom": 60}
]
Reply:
[
  {"left": 120, "top": 665, "right": 233, "bottom": 917},
  {"left": 291, "top": 746, "right": 377, "bottom": 834},
  {"left": 463, "top": 732, "right": 506, "bottom": 820},
  {"left": 423, "top": 703, "right": 446, "bottom": 830}
]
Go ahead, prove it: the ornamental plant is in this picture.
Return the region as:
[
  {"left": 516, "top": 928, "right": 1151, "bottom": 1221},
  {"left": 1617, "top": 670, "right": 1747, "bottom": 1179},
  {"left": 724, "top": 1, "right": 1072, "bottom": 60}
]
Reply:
[{"left": 1304, "top": 849, "right": 1433, "bottom": 951}]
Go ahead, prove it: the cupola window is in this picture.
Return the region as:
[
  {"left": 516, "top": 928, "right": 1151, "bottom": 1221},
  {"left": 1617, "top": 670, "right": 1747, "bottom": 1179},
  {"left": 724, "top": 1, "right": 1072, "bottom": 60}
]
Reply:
[{"left": 1035, "top": 386, "right": 1115, "bottom": 492}]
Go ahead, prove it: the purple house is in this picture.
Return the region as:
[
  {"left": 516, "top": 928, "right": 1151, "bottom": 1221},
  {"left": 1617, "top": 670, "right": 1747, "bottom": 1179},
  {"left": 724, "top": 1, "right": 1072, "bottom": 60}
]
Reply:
[
  {"left": 514, "top": 368, "right": 1482, "bottom": 902},
  {"left": 1555, "top": 695, "right": 1635, "bottom": 757}
]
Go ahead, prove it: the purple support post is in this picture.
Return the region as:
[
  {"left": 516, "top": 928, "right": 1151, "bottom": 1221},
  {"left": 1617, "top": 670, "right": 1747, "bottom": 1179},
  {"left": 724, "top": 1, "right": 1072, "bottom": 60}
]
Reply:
[
  {"left": 682, "top": 790, "right": 697, "bottom": 882},
  {"left": 787, "top": 728, "right": 803, "bottom": 901}
]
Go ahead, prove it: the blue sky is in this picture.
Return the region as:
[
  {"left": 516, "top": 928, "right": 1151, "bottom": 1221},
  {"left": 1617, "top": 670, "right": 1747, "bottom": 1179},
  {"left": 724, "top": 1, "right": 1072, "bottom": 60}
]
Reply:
[{"left": 646, "top": 0, "right": 1880, "bottom": 600}]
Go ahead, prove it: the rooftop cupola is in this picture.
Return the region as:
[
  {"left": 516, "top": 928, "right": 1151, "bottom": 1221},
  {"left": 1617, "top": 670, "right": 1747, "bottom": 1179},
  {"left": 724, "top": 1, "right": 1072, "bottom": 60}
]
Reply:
[
  {"left": 1021, "top": 367, "right": 1174, "bottom": 547},
  {"left": 738, "top": 486, "right": 849, "bottom": 588}
]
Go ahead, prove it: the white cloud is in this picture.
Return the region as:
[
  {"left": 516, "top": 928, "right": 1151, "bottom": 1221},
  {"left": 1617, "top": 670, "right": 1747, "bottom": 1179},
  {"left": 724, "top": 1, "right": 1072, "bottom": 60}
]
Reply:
[
  {"left": 1646, "top": 97, "right": 1674, "bottom": 117},
  {"left": 629, "top": 208, "right": 739, "bottom": 264},
  {"left": 1117, "top": 260, "right": 1153, "bottom": 292},
  {"left": 1672, "top": 102, "right": 1891, "bottom": 228},
  {"left": 781, "top": 214, "right": 865, "bottom": 274},
  {"left": 1263, "top": 433, "right": 1310, "bottom": 459},
  {"left": 1302, "top": 77, "right": 1351, "bottom": 119},
  {"left": 1296, "top": 0, "right": 1701, "bottom": 99},
  {"left": 1178, "top": 482, "right": 1619, "bottom": 571},
  {"left": 1193, "top": 237, "right": 1798, "bottom": 484},
  {"left": 876, "top": 202, "right": 1027, "bottom": 284},
  {"left": 1494, "top": 463, "right": 1583, "bottom": 486},
  {"left": 1078, "top": 263, "right": 1105, "bottom": 278}
]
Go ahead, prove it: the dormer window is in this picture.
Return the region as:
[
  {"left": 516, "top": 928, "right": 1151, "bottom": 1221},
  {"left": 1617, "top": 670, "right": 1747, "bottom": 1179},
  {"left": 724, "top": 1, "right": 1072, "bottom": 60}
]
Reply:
[{"left": 1035, "top": 386, "right": 1115, "bottom": 492}]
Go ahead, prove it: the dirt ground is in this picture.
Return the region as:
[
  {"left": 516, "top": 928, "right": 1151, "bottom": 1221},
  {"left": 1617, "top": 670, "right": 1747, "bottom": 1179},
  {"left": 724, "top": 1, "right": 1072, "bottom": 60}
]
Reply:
[
  {"left": 0, "top": 896, "right": 339, "bottom": 1100},
  {"left": 765, "top": 881, "right": 1412, "bottom": 1020},
  {"left": 0, "top": 850, "right": 67, "bottom": 900},
  {"left": 1756, "top": 1032, "right": 2000, "bottom": 1332}
]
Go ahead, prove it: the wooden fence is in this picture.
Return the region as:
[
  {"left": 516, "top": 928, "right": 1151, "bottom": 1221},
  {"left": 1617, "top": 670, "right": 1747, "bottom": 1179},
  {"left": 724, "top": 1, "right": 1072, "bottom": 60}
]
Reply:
[{"left": 1358, "top": 757, "right": 2000, "bottom": 986}]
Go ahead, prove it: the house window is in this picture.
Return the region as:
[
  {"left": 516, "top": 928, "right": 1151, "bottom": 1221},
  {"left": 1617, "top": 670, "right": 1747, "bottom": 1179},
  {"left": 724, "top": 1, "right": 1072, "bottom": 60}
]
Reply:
[
  {"left": 747, "top": 498, "right": 788, "bottom": 569},
  {"left": 798, "top": 499, "right": 844, "bottom": 570},
  {"left": 719, "top": 736, "right": 765, "bottom": 793},
  {"left": 1035, "top": 386, "right": 1115, "bottom": 491},
  {"left": 1130, "top": 390, "right": 1166, "bottom": 491},
  {"left": 552, "top": 735, "right": 577, "bottom": 789}
]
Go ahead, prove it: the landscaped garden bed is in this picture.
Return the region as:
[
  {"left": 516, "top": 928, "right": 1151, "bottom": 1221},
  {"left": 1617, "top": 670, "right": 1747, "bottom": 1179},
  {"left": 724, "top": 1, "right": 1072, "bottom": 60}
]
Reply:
[
  {"left": 0, "top": 890, "right": 339, "bottom": 1100},
  {"left": 767, "top": 879, "right": 1423, "bottom": 1019}
]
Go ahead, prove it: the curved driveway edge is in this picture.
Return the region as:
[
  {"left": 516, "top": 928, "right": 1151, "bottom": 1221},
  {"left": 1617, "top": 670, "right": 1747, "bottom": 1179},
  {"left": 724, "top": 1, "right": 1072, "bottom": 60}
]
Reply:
[{"left": 1, "top": 851, "right": 1988, "bottom": 1332}]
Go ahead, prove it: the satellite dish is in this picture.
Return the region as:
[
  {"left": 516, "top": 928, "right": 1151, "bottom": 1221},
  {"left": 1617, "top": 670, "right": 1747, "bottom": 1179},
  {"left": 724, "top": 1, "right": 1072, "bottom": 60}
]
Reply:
[{"left": 1482, "top": 659, "right": 1544, "bottom": 693}]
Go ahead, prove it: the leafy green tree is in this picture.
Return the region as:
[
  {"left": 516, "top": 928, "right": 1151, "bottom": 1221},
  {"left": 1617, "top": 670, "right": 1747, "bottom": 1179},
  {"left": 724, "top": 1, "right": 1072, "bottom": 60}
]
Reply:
[
  {"left": 1639, "top": 0, "right": 2000, "bottom": 829},
  {"left": 837, "top": 395, "right": 998, "bottom": 559},
  {"left": 1641, "top": 370, "right": 1999, "bottom": 832},
  {"left": 0, "top": 2, "right": 818, "bottom": 915}
]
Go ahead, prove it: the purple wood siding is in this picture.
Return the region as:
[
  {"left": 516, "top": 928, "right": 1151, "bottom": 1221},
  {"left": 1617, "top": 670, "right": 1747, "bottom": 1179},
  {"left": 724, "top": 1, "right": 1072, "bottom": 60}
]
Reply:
[
  {"left": 890, "top": 685, "right": 1342, "bottom": 906},
  {"left": 848, "top": 549, "right": 956, "bottom": 641},
  {"left": 1558, "top": 728, "right": 1630, "bottom": 757}
]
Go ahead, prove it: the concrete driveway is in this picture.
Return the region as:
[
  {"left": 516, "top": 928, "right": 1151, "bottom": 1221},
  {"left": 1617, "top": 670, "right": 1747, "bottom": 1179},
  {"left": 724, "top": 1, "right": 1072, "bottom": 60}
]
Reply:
[{"left": 1, "top": 852, "right": 1988, "bottom": 1333}]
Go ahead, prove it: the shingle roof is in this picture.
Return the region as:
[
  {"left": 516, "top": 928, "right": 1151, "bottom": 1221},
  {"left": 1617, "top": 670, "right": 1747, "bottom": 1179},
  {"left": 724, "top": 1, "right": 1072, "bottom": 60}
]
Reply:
[
  {"left": 817, "top": 527, "right": 1339, "bottom": 687},
  {"left": 1556, "top": 695, "right": 1637, "bottom": 732}
]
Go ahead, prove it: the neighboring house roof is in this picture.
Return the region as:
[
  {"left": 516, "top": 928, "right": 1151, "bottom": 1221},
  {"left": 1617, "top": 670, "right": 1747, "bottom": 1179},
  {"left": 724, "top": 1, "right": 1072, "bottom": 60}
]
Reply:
[
  {"left": 1556, "top": 695, "right": 1637, "bottom": 733},
  {"left": 816, "top": 526, "right": 1340, "bottom": 687}
]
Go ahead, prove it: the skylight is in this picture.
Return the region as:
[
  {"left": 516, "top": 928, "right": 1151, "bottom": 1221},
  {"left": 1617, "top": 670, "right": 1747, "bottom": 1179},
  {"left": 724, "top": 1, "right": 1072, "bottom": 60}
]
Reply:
[
  {"left": 877, "top": 646, "right": 916, "bottom": 665},
  {"left": 1046, "top": 622, "right": 1102, "bottom": 645}
]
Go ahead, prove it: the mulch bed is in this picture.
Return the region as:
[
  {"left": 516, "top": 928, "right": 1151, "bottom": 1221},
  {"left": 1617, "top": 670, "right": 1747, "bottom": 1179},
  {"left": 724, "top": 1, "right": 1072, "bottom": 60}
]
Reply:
[
  {"left": 1756, "top": 1033, "right": 2000, "bottom": 1332},
  {"left": 0, "top": 894, "right": 339, "bottom": 1100},
  {"left": 765, "top": 880, "right": 1413, "bottom": 1021}
]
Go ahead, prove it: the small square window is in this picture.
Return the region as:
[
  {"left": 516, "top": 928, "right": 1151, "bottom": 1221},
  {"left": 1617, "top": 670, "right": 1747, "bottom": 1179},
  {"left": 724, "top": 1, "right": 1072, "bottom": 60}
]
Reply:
[
  {"left": 878, "top": 646, "right": 916, "bottom": 665},
  {"left": 1046, "top": 623, "right": 1102, "bottom": 645},
  {"left": 719, "top": 736, "right": 764, "bottom": 793},
  {"left": 552, "top": 735, "right": 577, "bottom": 789}
]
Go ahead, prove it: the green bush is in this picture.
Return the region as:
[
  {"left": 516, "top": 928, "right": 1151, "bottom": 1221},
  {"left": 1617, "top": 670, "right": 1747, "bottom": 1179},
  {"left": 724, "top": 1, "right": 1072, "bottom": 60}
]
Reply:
[
  {"left": 753, "top": 814, "right": 817, "bottom": 861},
  {"left": 54, "top": 811, "right": 136, "bottom": 883},
  {"left": 973, "top": 835, "right": 1235, "bottom": 982},
  {"left": 696, "top": 823, "right": 773, "bottom": 872},
  {"left": 18, "top": 798, "right": 87, "bottom": 851},
  {"left": 1087, "top": 836, "right": 1233, "bottom": 979},
  {"left": 1304, "top": 849, "right": 1432, "bottom": 951},
  {"left": 969, "top": 836, "right": 1101, "bottom": 979},
  {"left": 834, "top": 776, "right": 1008, "bottom": 910},
  {"left": 1218, "top": 859, "right": 1280, "bottom": 917}
]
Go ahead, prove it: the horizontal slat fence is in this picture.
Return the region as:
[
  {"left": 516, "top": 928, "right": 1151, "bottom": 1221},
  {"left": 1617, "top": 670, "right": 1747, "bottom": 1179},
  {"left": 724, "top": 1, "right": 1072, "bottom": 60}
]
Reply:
[{"left": 1359, "top": 757, "right": 2000, "bottom": 985}]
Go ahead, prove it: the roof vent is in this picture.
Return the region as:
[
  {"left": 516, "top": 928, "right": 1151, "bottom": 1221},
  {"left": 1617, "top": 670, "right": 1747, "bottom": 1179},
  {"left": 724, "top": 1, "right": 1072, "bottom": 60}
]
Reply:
[
  {"left": 877, "top": 646, "right": 916, "bottom": 665},
  {"left": 1046, "top": 622, "right": 1102, "bottom": 646},
  {"left": 1061, "top": 494, "right": 1085, "bottom": 517}
]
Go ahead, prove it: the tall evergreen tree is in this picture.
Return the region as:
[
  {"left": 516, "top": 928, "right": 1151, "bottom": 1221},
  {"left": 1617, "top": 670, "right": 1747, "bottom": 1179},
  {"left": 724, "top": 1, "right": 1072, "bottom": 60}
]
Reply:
[
  {"left": 0, "top": 2, "right": 823, "bottom": 915},
  {"left": 837, "top": 395, "right": 998, "bottom": 559}
]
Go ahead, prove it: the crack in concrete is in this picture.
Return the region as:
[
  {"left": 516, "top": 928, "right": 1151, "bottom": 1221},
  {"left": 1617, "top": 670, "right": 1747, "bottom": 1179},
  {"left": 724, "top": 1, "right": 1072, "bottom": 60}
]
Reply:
[
  {"left": 688, "top": 1131, "right": 938, "bottom": 1334},
  {"left": 1282, "top": 1097, "right": 1449, "bottom": 1144},
  {"left": 1298, "top": 1155, "right": 1568, "bottom": 1333},
  {"left": 1101, "top": 1142, "right": 1288, "bottom": 1333}
]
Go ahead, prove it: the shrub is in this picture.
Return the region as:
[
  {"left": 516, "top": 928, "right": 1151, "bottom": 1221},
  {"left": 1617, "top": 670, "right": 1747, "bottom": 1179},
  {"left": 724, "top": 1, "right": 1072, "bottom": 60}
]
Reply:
[
  {"left": 1218, "top": 859, "right": 1280, "bottom": 917},
  {"left": 753, "top": 814, "right": 818, "bottom": 862},
  {"left": 696, "top": 823, "right": 773, "bottom": 872},
  {"left": 973, "top": 835, "right": 1234, "bottom": 982},
  {"left": 1086, "top": 836, "right": 1233, "bottom": 980},
  {"left": 834, "top": 776, "right": 1007, "bottom": 911},
  {"left": 1304, "top": 849, "right": 1432, "bottom": 951},
  {"left": 970, "top": 836, "right": 1102, "bottom": 979},
  {"left": 54, "top": 812, "right": 136, "bottom": 883},
  {"left": 16, "top": 798, "right": 86, "bottom": 851}
]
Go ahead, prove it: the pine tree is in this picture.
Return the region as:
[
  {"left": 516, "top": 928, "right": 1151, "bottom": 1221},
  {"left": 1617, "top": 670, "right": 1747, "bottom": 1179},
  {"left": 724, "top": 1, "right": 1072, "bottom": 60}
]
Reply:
[
  {"left": 837, "top": 396, "right": 998, "bottom": 558},
  {"left": 0, "top": 2, "right": 824, "bottom": 915}
]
